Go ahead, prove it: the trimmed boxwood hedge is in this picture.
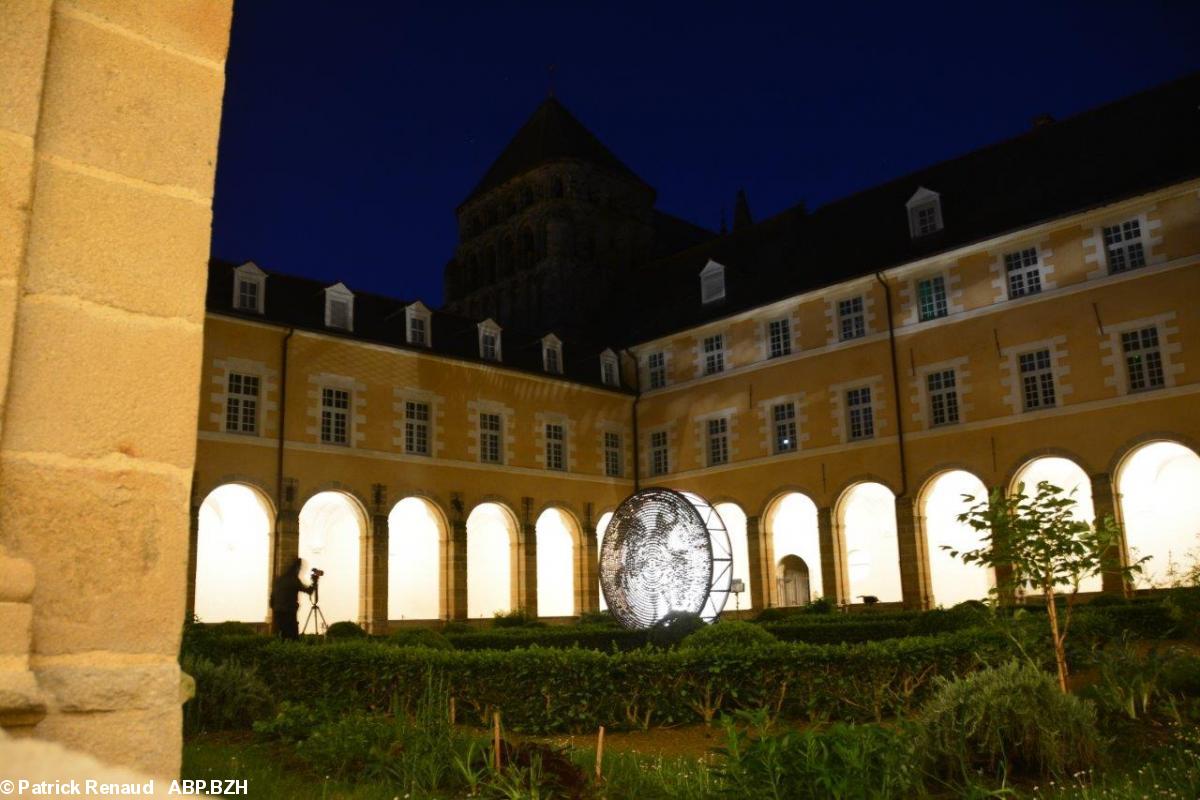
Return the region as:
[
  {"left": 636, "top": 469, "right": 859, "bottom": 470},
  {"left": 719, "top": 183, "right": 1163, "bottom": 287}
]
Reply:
[{"left": 203, "top": 629, "right": 1010, "bottom": 733}]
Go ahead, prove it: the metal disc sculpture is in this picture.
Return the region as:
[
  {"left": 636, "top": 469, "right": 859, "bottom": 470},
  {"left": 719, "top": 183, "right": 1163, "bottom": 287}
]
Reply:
[{"left": 599, "top": 488, "right": 733, "bottom": 629}]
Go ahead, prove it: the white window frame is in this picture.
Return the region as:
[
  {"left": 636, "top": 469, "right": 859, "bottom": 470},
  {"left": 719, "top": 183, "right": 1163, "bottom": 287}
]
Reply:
[
  {"left": 906, "top": 187, "right": 943, "bottom": 238},
  {"left": 479, "top": 412, "right": 503, "bottom": 464},
  {"left": 650, "top": 430, "right": 670, "bottom": 476},
  {"left": 225, "top": 372, "right": 260, "bottom": 434},
  {"left": 703, "top": 334, "right": 725, "bottom": 375},
  {"left": 699, "top": 259, "right": 726, "bottom": 304},
  {"left": 542, "top": 334, "right": 563, "bottom": 374},
  {"left": 603, "top": 431, "right": 622, "bottom": 478},
  {"left": 916, "top": 275, "right": 949, "bottom": 322},
  {"left": 404, "top": 400, "right": 431, "bottom": 456},
  {"left": 1003, "top": 247, "right": 1043, "bottom": 299},
  {"left": 478, "top": 318, "right": 502, "bottom": 362},
  {"left": 405, "top": 301, "right": 432, "bottom": 347},
  {"left": 1018, "top": 349, "right": 1056, "bottom": 411},
  {"left": 1122, "top": 326, "right": 1165, "bottom": 392},
  {"left": 545, "top": 422, "right": 566, "bottom": 471},
  {"left": 846, "top": 387, "right": 874, "bottom": 441},
  {"left": 323, "top": 283, "right": 354, "bottom": 331},
  {"left": 838, "top": 296, "right": 866, "bottom": 341},
  {"left": 707, "top": 417, "right": 729, "bottom": 466},
  {"left": 767, "top": 317, "right": 792, "bottom": 359},
  {"left": 320, "top": 386, "right": 351, "bottom": 445},
  {"left": 926, "top": 369, "right": 960, "bottom": 426},
  {"left": 1103, "top": 218, "right": 1148, "bottom": 274},
  {"left": 771, "top": 401, "right": 797, "bottom": 454},
  {"left": 600, "top": 349, "right": 619, "bottom": 387},
  {"left": 646, "top": 351, "right": 667, "bottom": 390},
  {"left": 232, "top": 262, "right": 266, "bottom": 314}
]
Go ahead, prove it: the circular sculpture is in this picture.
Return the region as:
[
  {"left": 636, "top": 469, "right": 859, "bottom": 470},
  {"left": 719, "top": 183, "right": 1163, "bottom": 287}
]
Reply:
[{"left": 599, "top": 488, "right": 733, "bottom": 629}]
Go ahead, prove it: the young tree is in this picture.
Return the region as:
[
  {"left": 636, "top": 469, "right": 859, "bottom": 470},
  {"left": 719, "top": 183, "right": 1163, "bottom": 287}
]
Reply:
[{"left": 948, "top": 481, "right": 1143, "bottom": 693}]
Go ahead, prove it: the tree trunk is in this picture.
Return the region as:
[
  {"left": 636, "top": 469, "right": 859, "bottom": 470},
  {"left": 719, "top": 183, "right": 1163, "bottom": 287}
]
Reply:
[{"left": 1044, "top": 583, "right": 1069, "bottom": 693}]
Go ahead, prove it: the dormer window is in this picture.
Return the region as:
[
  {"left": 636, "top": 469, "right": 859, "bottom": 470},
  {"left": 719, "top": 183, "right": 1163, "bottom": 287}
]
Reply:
[
  {"left": 405, "top": 301, "right": 432, "bottom": 347},
  {"left": 323, "top": 283, "right": 354, "bottom": 331},
  {"left": 906, "top": 187, "right": 943, "bottom": 238},
  {"left": 232, "top": 262, "right": 266, "bottom": 314},
  {"left": 542, "top": 334, "right": 563, "bottom": 374},
  {"left": 478, "top": 319, "right": 502, "bottom": 362},
  {"left": 699, "top": 259, "right": 726, "bottom": 304},
  {"left": 600, "top": 349, "right": 619, "bottom": 387}
]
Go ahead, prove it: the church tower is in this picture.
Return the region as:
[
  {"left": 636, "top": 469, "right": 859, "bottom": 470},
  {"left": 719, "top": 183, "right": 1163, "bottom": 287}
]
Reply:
[{"left": 444, "top": 98, "right": 658, "bottom": 335}]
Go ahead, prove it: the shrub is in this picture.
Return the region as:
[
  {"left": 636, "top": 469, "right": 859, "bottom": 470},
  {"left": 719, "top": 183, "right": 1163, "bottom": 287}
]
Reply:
[
  {"left": 718, "top": 711, "right": 923, "bottom": 799},
  {"left": 920, "top": 660, "right": 1100, "bottom": 782},
  {"left": 1162, "top": 653, "right": 1200, "bottom": 696},
  {"left": 181, "top": 655, "right": 275, "bottom": 735},
  {"left": 203, "top": 620, "right": 260, "bottom": 636},
  {"left": 647, "top": 611, "right": 705, "bottom": 648},
  {"left": 388, "top": 627, "right": 453, "bottom": 650},
  {"left": 252, "top": 700, "right": 330, "bottom": 743},
  {"left": 493, "top": 608, "right": 543, "bottom": 628},
  {"left": 1086, "top": 593, "right": 1129, "bottom": 607},
  {"left": 806, "top": 596, "right": 836, "bottom": 614},
  {"left": 577, "top": 610, "right": 618, "bottom": 626},
  {"left": 680, "top": 620, "right": 777, "bottom": 650},
  {"left": 325, "top": 620, "right": 367, "bottom": 639}
]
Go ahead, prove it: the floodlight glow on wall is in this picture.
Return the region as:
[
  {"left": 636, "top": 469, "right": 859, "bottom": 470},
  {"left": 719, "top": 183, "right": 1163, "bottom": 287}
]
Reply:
[{"left": 599, "top": 488, "right": 732, "bottom": 629}]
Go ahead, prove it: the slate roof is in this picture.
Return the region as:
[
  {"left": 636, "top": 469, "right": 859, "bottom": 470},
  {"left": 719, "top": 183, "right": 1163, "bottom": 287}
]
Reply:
[
  {"left": 459, "top": 96, "right": 652, "bottom": 208},
  {"left": 616, "top": 71, "right": 1200, "bottom": 345},
  {"left": 206, "top": 260, "right": 630, "bottom": 392}
]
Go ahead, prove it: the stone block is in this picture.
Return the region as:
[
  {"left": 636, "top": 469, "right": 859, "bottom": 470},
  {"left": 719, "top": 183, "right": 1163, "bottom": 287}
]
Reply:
[
  {"left": 0, "top": 457, "right": 189, "bottom": 656},
  {"left": 2, "top": 297, "right": 203, "bottom": 469},
  {"left": 0, "top": 668, "right": 46, "bottom": 728},
  {"left": 34, "top": 704, "right": 181, "bottom": 778},
  {"left": 0, "top": 602, "right": 33, "bottom": 656},
  {"left": 37, "top": 12, "right": 225, "bottom": 196},
  {"left": 69, "top": 0, "right": 234, "bottom": 63},
  {"left": 24, "top": 158, "right": 213, "bottom": 322},
  {"left": 34, "top": 654, "right": 179, "bottom": 712},
  {"left": 0, "top": 548, "right": 36, "bottom": 602},
  {"left": 0, "top": 0, "right": 53, "bottom": 137},
  {"left": 0, "top": 135, "right": 35, "bottom": 282}
]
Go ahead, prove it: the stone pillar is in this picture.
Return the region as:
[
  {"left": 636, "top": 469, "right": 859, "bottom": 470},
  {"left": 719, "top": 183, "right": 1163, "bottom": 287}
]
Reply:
[
  {"left": 818, "top": 506, "right": 847, "bottom": 605},
  {"left": 519, "top": 519, "right": 539, "bottom": 618},
  {"left": 0, "top": 546, "right": 46, "bottom": 731},
  {"left": 1090, "top": 472, "right": 1127, "bottom": 595},
  {"left": 0, "top": 0, "right": 233, "bottom": 776},
  {"left": 744, "top": 515, "right": 769, "bottom": 610},
  {"left": 581, "top": 503, "right": 598, "bottom": 614},
  {"left": 274, "top": 510, "right": 300, "bottom": 579},
  {"left": 365, "top": 513, "right": 389, "bottom": 633},
  {"left": 895, "top": 495, "right": 931, "bottom": 610},
  {"left": 449, "top": 520, "right": 468, "bottom": 620}
]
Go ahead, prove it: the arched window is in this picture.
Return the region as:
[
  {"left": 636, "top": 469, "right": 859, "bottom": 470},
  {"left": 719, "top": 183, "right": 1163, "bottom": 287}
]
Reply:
[
  {"left": 299, "top": 491, "right": 366, "bottom": 625},
  {"left": 195, "top": 484, "right": 273, "bottom": 623},
  {"left": 764, "top": 492, "right": 823, "bottom": 605},
  {"left": 536, "top": 508, "right": 580, "bottom": 617},
  {"left": 596, "top": 511, "right": 613, "bottom": 612},
  {"left": 388, "top": 497, "right": 444, "bottom": 620},
  {"left": 714, "top": 503, "right": 754, "bottom": 610},
  {"left": 1011, "top": 457, "right": 1101, "bottom": 593},
  {"left": 921, "top": 470, "right": 993, "bottom": 606},
  {"left": 467, "top": 503, "right": 518, "bottom": 618},
  {"left": 1117, "top": 441, "right": 1200, "bottom": 587},
  {"left": 839, "top": 482, "right": 902, "bottom": 603}
]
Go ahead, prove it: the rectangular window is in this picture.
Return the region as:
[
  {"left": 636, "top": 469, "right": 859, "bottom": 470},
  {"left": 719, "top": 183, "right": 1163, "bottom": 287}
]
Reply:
[
  {"left": 917, "top": 276, "right": 948, "bottom": 321},
  {"left": 767, "top": 318, "right": 792, "bottom": 358},
  {"left": 225, "top": 373, "right": 259, "bottom": 434},
  {"left": 480, "top": 413, "right": 503, "bottom": 464},
  {"left": 236, "top": 279, "right": 259, "bottom": 312},
  {"left": 404, "top": 401, "right": 430, "bottom": 455},
  {"left": 409, "top": 316, "right": 427, "bottom": 346},
  {"left": 1004, "top": 247, "right": 1042, "bottom": 298},
  {"left": 926, "top": 369, "right": 960, "bottom": 426},
  {"left": 481, "top": 332, "right": 499, "bottom": 361},
  {"left": 647, "top": 352, "right": 666, "bottom": 389},
  {"left": 1019, "top": 349, "right": 1056, "bottom": 411},
  {"left": 650, "top": 430, "right": 669, "bottom": 476},
  {"left": 703, "top": 334, "right": 725, "bottom": 375},
  {"left": 602, "top": 359, "right": 618, "bottom": 386},
  {"left": 915, "top": 203, "right": 939, "bottom": 236},
  {"left": 604, "top": 431, "right": 622, "bottom": 477},
  {"left": 1122, "top": 327, "right": 1165, "bottom": 392},
  {"left": 846, "top": 387, "right": 874, "bottom": 441},
  {"left": 545, "top": 347, "right": 560, "bottom": 374},
  {"left": 772, "top": 402, "right": 797, "bottom": 454},
  {"left": 838, "top": 297, "right": 866, "bottom": 341},
  {"left": 328, "top": 298, "right": 350, "bottom": 330},
  {"left": 707, "top": 417, "right": 729, "bottom": 466},
  {"left": 320, "top": 387, "right": 350, "bottom": 445},
  {"left": 1103, "top": 219, "right": 1147, "bottom": 274},
  {"left": 545, "top": 423, "right": 565, "bottom": 471}
]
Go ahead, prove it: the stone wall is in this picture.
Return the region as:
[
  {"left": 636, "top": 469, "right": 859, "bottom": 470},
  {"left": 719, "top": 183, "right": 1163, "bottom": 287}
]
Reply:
[{"left": 0, "top": 0, "right": 233, "bottom": 777}]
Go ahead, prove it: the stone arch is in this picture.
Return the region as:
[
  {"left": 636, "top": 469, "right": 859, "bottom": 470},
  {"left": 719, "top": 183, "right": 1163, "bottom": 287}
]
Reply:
[
  {"left": 197, "top": 474, "right": 276, "bottom": 517},
  {"left": 466, "top": 500, "right": 523, "bottom": 618},
  {"left": 762, "top": 490, "right": 823, "bottom": 606},
  {"left": 595, "top": 507, "right": 615, "bottom": 612},
  {"left": 535, "top": 505, "right": 585, "bottom": 617},
  {"left": 1005, "top": 446, "right": 1096, "bottom": 492},
  {"left": 1114, "top": 439, "right": 1200, "bottom": 587},
  {"left": 712, "top": 501, "right": 754, "bottom": 610},
  {"left": 388, "top": 495, "right": 448, "bottom": 621},
  {"left": 835, "top": 481, "right": 902, "bottom": 604},
  {"left": 1010, "top": 454, "right": 1101, "bottom": 593},
  {"left": 194, "top": 482, "right": 275, "bottom": 623},
  {"left": 916, "top": 468, "right": 993, "bottom": 607},
  {"left": 298, "top": 490, "right": 369, "bottom": 626}
]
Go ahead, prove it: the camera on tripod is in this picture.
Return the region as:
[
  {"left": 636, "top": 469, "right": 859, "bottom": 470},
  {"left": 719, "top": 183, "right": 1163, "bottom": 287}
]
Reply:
[{"left": 310, "top": 567, "right": 325, "bottom": 582}]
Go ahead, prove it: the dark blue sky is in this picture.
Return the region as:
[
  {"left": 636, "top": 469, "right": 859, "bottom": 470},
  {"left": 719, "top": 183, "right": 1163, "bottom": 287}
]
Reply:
[{"left": 210, "top": 1, "right": 1200, "bottom": 307}]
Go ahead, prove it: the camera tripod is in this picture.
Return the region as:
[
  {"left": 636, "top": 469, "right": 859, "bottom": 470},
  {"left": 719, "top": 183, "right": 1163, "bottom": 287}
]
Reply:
[{"left": 300, "top": 577, "right": 328, "bottom": 636}]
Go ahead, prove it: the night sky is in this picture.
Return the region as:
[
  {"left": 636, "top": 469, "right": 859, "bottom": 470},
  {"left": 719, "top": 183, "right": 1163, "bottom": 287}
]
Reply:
[{"left": 210, "top": 2, "right": 1200, "bottom": 307}]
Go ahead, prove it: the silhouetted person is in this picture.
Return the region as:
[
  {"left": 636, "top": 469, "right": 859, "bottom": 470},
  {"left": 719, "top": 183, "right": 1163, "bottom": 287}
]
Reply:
[{"left": 270, "top": 558, "right": 313, "bottom": 640}]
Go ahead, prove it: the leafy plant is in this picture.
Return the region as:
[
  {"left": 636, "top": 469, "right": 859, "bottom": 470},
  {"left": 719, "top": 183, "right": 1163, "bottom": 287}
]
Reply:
[
  {"left": 325, "top": 620, "right": 367, "bottom": 639},
  {"left": 951, "top": 481, "right": 1144, "bottom": 691},
  {"left": 680, "top": 620, "right": 777, "bottom": 650},
  {"left": 181, "top": 655, "right": 275, "bottom": 735},
  {"left": 920, "top": 660, "right": 1100, "bottom": 783},
  {"left": 387, "top": 626, "right": 453, "bottom": 650}
]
